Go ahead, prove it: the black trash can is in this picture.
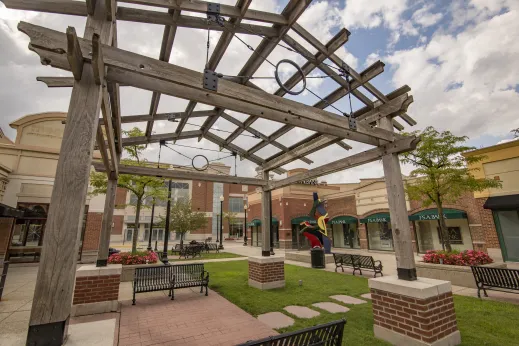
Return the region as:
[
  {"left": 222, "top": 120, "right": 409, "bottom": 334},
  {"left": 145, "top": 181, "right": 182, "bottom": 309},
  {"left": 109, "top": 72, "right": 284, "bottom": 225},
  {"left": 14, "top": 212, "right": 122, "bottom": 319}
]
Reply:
[{"left": 310, "top": 248, "right": 325, "bottom": 269}]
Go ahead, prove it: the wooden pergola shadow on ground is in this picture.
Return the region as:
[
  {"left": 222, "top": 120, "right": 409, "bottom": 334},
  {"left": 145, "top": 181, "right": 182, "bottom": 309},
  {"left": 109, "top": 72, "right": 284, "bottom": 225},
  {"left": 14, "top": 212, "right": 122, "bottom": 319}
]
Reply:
[{"left": 4, "top": 0, "right": 419, "bottom": 344}]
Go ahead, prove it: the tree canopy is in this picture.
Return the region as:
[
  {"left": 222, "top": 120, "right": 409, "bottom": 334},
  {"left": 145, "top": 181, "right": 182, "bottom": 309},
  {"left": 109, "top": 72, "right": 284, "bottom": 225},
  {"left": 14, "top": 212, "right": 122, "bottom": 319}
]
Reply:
[
  {"left": 158, "top": 199, "right": 207, "bottom": 246},
  {"left": 401, "top": 126, "right": 502, "bottom": 251}
]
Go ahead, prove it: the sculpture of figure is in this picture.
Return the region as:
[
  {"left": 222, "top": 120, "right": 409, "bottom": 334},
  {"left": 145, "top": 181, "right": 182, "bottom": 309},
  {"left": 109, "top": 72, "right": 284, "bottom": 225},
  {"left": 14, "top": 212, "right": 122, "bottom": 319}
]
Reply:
[{"left": 300, "top": 192, "right": 332, "bottom": 253}]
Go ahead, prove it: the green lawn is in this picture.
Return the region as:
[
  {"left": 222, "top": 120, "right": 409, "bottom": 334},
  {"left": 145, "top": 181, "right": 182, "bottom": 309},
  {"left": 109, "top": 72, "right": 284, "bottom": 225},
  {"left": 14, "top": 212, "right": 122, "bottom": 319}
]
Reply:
[
  {"left": 168, "top": 252, "right": 244, "bottom": 261},
  {"left": 204, "top": 261, "right": 519, "bottom": 346}
]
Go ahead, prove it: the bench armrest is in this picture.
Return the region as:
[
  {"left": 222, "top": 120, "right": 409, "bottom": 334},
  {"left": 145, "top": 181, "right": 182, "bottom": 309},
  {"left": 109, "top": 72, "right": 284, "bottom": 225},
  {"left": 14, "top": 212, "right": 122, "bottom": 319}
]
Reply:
[
  {"left": 201, "top": 270, "right": 210, "bottom": 282},
  {"left": 170, "top": 274, "right": 176, "bottom": 286},
  {"left": 373, "top": 260, "right": 383, "bottom": 269}
]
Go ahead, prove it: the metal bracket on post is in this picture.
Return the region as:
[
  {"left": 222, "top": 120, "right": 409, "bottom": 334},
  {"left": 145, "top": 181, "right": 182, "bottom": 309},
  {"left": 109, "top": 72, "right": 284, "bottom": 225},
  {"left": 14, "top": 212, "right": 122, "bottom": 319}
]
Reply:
[
  {"left": 207, "top": 2, "right": 220, "bottom": 22},
  {"left": 203, "top": 69, "right": 218, "bottom": 91},
  {"left": 345, "top": 113, "right": 357, "bottom": 131}
]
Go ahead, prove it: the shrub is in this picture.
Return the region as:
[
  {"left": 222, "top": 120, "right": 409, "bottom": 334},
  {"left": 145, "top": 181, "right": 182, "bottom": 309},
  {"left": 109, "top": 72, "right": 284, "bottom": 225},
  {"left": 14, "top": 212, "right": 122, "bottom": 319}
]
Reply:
[
  {"left": 422, "top": 250, "right": 493, "bottom": 266},
  {"left": 108, "top": 251, "right": 159, "bottom": 265}
]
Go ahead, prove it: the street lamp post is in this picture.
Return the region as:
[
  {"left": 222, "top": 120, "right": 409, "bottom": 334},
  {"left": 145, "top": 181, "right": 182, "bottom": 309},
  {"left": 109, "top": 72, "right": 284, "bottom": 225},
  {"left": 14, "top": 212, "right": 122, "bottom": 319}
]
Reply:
[
  {"left": 162, "top": 179, "right": 172, "bottom": 264},
  {"left": 216, "top": 214, "right": 219, "bottom": 242},
  {"left": 219, "top": 195, "right": 224, "bottom": 250},
  {"left": 147, "top": 197, "right": 155, "bottom": 251},
  {"left": 243, "top": 203, "right": 248, "bottom": 246}
]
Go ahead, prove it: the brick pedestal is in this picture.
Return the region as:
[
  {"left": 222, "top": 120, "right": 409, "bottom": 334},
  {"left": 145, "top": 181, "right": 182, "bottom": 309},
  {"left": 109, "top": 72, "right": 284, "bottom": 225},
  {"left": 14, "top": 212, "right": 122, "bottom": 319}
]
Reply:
[
  {"left": 248, "top": 255, "right": 285, "bottom": 290},
  {"left": 369, "top": 276, "right": 460, "bottom": 346},
  {"left": 72, "top": 264, "right": 122, "bottom": 316}
]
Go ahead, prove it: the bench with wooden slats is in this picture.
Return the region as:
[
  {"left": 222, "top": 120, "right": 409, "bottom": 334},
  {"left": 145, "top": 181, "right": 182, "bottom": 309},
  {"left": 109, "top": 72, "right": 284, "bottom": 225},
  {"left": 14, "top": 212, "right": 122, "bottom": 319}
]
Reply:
[
  {"left": 471, "top": 266, "right": 519, "bottom": 298},
  {"left": 237, "top": 319, "right": 346, "bottom": 346}
]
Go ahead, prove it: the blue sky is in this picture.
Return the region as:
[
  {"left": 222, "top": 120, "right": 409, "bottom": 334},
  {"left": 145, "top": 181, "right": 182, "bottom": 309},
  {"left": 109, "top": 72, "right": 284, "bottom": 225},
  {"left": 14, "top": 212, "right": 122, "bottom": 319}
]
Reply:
[{"left": 0, "top": 0, "right": 517, "bottom": 181}]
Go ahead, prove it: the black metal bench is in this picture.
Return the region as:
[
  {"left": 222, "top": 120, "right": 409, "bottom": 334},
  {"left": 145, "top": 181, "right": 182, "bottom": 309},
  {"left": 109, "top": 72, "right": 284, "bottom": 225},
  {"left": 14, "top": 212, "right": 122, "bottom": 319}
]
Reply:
[
  {"left": 0, "top": 260, "right": 9, "bottom": 301},
  {"left": 133, "top": 265, "right": 175, "bottom": 305},
  {"left": 471, "top": 266, "right": 519, "bottom": 298},
  {"left": 171, "top": 244, "right": 182, "bottom": 256},
  {"left": 171, "top": 263, "right": 209, "bottom": 300},
  {"left": 237, "top": 319, "right": 346, "bottom": 346},
  {"left": 332, "top": 253, "right": 383, "bottom": 277},
  {"left": 205, "top": 243, "right": 220, "bottom": 253}
]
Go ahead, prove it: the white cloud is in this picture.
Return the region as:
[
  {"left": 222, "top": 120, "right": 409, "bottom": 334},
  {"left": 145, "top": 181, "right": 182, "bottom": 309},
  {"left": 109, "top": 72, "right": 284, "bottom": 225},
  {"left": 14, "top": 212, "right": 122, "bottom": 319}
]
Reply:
[
  {"left": 412, "top": 5, "right": 443, "bottom": 27},
  {"left": 386, "top": 4, "right": 519, "bottom": 139},
  {"left": 342, "top": 0, "right": 409, "bottom": 31}
]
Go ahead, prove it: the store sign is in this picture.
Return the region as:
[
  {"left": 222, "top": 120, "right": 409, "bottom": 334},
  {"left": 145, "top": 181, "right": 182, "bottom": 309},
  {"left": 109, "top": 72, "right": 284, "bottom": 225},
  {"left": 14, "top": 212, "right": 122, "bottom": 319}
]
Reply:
[
  {"left": 367, "top": 217, "right": 388, "bottom": 223},
  {"left": 331, "top": 219, "right": 348, "bottom": 225},
  {"left": 418, "top": 214, "right": 447, "bottom": 221},
  {"left": 298, "top": 179, "right": 319, "bottom": 185}
]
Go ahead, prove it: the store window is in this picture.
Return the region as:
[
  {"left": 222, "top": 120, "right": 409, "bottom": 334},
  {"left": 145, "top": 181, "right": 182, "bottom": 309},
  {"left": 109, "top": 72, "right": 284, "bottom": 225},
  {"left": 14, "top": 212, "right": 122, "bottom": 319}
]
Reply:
[
  {"left": 367, "top": 222, "right": 394, "bottom": 251},
  {"left": 229, "top": 197, "right": 243, "bottom": 213},
  {"left": 229, "top": 221, "right": 244, "bottom": 238},
  {"left": 332, "top": 223, "right": 360, "bottom": 249}
]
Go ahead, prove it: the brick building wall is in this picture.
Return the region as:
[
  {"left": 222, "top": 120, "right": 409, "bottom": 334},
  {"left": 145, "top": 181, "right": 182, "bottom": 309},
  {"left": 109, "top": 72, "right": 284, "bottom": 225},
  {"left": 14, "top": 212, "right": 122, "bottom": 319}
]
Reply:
[
  {"left": 475, "top": 197, "right": 500, "bottom": 248},
  {"left": 327, "top": 195, "right": 357, "bottom": 218},
  {"left": 83, "top": 212, "right": 103, "bottom": 251},
  {"left": 191, "top": 180, "right": 213, "bottom": 212},
  {"left": 112, "top": 215, "right": 124, "bottom": 235},
  {"left": 115, "top": 187, "right": 127, "bottom": 208}
]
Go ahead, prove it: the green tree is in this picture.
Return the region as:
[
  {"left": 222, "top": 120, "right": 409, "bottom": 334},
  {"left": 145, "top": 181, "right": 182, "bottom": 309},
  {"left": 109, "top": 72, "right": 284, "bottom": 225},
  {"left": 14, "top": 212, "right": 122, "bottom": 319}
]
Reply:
[
  {"left": 159, "top": 199, "right": 207, "bottom": 249},
  {"left": 90, "top": 127, "right": 167, "bottom": 254},
  {"left": 224, "top": 211, "right": 238, "bottom": 237},
  {"left": 401, "top": 126, "right": 502, "bottom": 252},
  {"left": 512, "top": 128, "right": 519, "bottom": 138}
]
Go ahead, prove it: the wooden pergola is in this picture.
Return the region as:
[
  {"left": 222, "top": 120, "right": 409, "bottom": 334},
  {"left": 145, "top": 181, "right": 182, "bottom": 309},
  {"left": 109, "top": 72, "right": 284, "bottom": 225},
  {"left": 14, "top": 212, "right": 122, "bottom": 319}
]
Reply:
[{"left": 4, "top": 0, "right": 419, "bottom": 344}]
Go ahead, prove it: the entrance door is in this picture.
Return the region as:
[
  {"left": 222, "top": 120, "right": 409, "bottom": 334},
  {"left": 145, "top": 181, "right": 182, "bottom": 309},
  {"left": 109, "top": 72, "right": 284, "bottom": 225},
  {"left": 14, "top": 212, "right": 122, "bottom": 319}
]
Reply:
[{"left": 495, "top": 210, "right": 519, "bottom": 262}]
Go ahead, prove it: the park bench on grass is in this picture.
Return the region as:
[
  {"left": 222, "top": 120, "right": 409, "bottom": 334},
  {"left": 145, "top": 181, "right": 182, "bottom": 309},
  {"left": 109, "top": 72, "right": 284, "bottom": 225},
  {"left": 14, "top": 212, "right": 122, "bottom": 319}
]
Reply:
[
  {"left": 133, "top": 265, "right": 175, "bottom": 305},
  {"left": 332, "top": 253, "right": 383, "bottom": 277},
  {"left": 237, "top": 319, "right": 346, "bottom": 346},
  {"left": 205, "top": 243, "right": 220, "bottom": 253},
  {"left": 471, "top": 266, "right": 519, "bottom": 298}
]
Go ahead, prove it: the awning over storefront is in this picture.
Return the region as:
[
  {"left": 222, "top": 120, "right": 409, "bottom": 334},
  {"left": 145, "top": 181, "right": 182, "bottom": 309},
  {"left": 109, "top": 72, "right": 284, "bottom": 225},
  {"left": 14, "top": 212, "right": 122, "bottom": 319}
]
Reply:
[
  {"left": 360, "top": 212, "right": 390, "bottom": 223},
  {"left": 0, "top": 203, "right": 24, "bottom": 218},
  {"left": 291, "top": 216, "right": 317, "bottom": 225},
  {"left": 409, "top": 208, "right": 467, "bottom": 221},
  {"left": 483, "top": 194, "right": 519, "bottom": 210},
  {"left": 247, "top": 218, "right": 278, "bottom": 227},
  {"left": 330, "top": 215, "right": 358, "bottom": 225}
]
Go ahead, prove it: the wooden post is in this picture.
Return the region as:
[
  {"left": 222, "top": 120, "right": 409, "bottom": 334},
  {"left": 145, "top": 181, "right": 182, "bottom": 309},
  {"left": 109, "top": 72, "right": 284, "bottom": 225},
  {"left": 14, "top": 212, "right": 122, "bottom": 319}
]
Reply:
[
  {"left": 379, "top": 117, "right": 417, "bottom": 281},
  {"left": 26, "top": 0, "right": 113, "bottom": 344},
  {"left": 261, "top": 170, "right": 271, "bottom": 257},
  {"left": 96, "top": 178, "right": 117, "bottom": 267}
]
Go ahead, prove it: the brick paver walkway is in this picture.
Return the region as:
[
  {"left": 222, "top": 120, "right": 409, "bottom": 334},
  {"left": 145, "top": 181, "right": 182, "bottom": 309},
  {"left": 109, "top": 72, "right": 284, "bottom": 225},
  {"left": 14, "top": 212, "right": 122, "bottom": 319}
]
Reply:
[{"left": 118, "top": 287, "right": 276, "bottom": 346}]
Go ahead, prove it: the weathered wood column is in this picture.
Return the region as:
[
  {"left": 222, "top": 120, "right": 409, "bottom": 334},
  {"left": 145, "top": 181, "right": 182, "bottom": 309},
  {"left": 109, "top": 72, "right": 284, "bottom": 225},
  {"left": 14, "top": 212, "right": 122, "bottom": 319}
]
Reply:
[
  {"left": 260, "top": 170, "right": 271, "bottom": 257},
  {"left": 27, "top": 1, "right": 113, "bottom": 344},
  {"left": 370, "top": 117, "right": 461, "bottom": 346},
  {"left": 96, "top": 178, "right": 117, "bottom": 267},
  {"left": 379, "top": 117, "right": 417, "bottom": 281}
]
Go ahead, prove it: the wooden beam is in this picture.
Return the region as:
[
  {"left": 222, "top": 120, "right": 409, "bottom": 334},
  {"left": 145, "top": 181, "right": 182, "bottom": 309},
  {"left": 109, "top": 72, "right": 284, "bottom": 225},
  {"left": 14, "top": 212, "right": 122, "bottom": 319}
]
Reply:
[
  {"left": 96, "top": 177, "right": 117, "bottom": 266},
  {"left": 66, "top": 26, "right": 83, "bottom": 81},
  {"left": 265, "top": 136, "right": 420, "bottom": 191},
  {"left": 145, "top": 9, "right": 180, "bottom": 138},
  {"left": 118, "top": 0, "right": 288, "bottom": 25},
  {"left": 101, "top": 88, "right": 118, "bottom": 177},
  {"left": 92, "top": 161, "right": 268, "bottom": 186},
  {"left": 36, "top": 76, "right": 75, "bottom": 87},
  {"left": 92, "top": 33, "right": 105, "bottom": 85},
  {"left": 96, "top": 125, "right": 111, "bottom": 172},
  {"left": 123, "top": 130, "right": 202, "bottom": 146},
  {"left": 2, "top": 0, "right": 87, "bottom": 16},
  {"left": 86, "top": 0, "right": 97, "bottom": 15},
  {"left": 379, "top": 116, "right": 417, "bottom": 280},
  {"left": 111, "top": 110, "right": 215, "bottom": 124},
  {"left": 359, "top": 94, "right": 414, "bottom": 125},
  {"left": 26, "top": 0, "right": 113, "bottom": 342}
]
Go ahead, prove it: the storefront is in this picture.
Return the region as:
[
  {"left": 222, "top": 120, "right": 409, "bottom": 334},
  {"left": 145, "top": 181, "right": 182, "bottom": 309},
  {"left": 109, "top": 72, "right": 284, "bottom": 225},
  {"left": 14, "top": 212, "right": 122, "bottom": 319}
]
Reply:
[
  {"left": 410, "top": 208, "right": 472, "bottom": 253},
  {"left": 248, "top": 218, "right": 279, "bottom": 247},
  {"left": 361, "top": 212, "right": 394, "bottom": 251},
  {"left": 330, "top": 215, "right": 359, "bottom": 249},
  {"left": 485, "top": 195, "right": 519, "bottom": 262}
]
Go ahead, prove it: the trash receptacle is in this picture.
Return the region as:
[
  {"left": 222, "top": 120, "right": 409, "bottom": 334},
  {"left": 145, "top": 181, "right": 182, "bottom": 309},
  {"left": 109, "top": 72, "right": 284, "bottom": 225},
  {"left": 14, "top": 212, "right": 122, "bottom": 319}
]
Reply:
[{"left": 310, "top": 248, "right": 325, "bottom": 269}]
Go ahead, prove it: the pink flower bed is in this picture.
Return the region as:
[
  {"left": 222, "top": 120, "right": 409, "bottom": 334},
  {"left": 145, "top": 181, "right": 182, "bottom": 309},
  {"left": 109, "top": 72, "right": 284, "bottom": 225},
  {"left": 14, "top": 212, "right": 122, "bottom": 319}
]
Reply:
[
  {"left": 108, "top": 251, "right": 159, "bottom": 265},
  {"left": 423, "top": 250, "right": 493, "bottom": 266}
]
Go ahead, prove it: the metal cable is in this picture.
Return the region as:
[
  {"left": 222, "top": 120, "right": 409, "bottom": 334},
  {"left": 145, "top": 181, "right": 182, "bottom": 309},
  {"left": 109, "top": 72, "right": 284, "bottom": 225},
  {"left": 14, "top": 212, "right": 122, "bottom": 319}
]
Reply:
[
  {"left": 184, "top": 121, "right": 260, "bottom": 139},
  {"left": 205, "top": 24, "right": 210, "bottom": 69}
]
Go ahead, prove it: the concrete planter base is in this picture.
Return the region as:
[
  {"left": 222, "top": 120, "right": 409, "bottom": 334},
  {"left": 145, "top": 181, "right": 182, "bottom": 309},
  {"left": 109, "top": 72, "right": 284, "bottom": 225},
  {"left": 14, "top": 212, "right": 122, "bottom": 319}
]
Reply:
[{"left": 416, "top": 262, "right": 507, "bottom": 288}]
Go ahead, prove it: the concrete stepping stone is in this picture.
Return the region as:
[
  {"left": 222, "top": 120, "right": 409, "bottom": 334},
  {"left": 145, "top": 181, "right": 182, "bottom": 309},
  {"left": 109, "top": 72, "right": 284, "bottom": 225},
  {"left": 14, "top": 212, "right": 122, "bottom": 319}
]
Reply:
[
  {"left": 284, "top": 306, "right": 320, "bottom": 319},
  {"left": 257, "top": 312, "right": 294, "bottom": 329},
  {"left": 360, "top": 293, "right": 372, "bottom": 300},
  {"left": 312, "top": 302, "right": 349, "bottom": 313},
  {"left": 330, "top": 295, "right": 367, "bottom": 305}
]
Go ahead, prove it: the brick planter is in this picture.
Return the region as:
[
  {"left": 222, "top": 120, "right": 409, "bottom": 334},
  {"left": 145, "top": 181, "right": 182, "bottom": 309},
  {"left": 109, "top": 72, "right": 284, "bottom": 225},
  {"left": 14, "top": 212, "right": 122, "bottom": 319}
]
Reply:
[
  {"left": 248, "top": 255, "right": 285, "bottom": 290},
  {"left": 72, "top": 264, "right": 122, "bottom": 316},
  {"left": 369, "top": 276, "right": 461, "bottom": 346}
]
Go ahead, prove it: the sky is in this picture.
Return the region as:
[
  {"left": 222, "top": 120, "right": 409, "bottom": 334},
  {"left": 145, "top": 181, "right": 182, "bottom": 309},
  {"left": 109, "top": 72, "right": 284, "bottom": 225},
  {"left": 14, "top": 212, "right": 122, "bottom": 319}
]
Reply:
[{"left": 0, "top": 0, "right": 518, "bottom": 183}]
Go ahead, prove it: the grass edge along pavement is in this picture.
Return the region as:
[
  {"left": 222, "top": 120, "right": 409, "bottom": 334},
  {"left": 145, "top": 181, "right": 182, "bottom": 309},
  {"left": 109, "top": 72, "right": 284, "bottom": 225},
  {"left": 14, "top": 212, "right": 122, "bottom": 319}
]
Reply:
[
  {"left": 204, "top": 261, "right": 519, "bottom": 346},
  {"left": 168, "top": 251, "right": 244, "bottom": 261}
]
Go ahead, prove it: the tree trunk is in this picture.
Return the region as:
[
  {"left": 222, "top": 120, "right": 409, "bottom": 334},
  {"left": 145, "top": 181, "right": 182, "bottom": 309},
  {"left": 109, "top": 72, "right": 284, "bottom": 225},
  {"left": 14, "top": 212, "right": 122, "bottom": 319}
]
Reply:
[
  {"left": 437, "top": 195, "right": 452, "bottom": 252},
  {"left": 132, "top": 198, "right": 142, "bottom": 254},
  {"left": 180, "top": 233, "right": 184, "bottom": 249}
]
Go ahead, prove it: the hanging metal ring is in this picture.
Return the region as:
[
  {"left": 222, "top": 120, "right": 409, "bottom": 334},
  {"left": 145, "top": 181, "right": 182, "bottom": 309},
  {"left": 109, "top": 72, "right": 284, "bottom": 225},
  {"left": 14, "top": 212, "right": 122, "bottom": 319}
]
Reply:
[
  {"left": 192, "top": 155, "right": 209, "bottom": 171},
  {"left": 275, "top": 59, "right": 306, "bottom": 95}
]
